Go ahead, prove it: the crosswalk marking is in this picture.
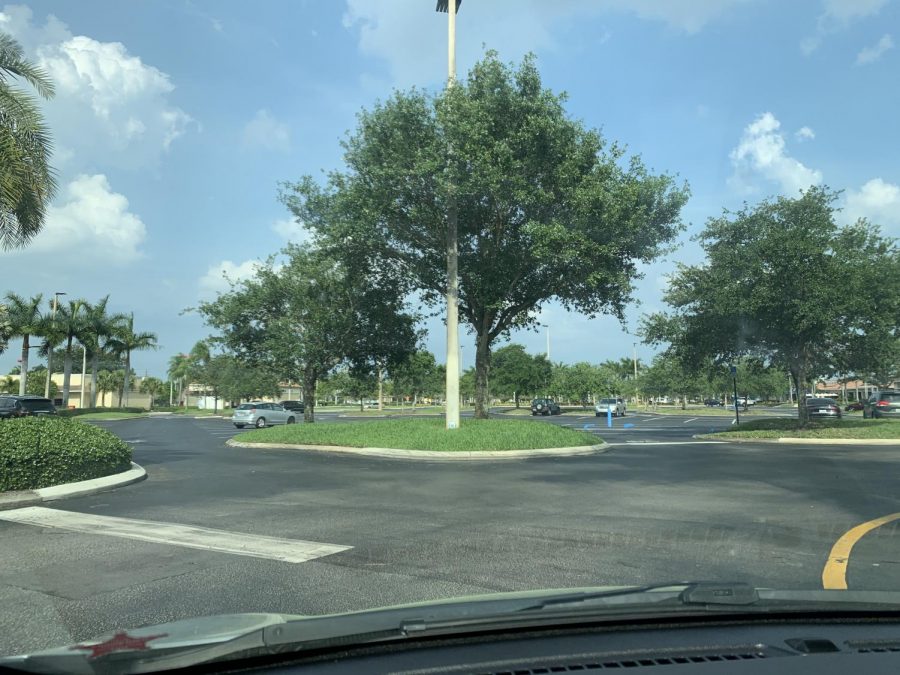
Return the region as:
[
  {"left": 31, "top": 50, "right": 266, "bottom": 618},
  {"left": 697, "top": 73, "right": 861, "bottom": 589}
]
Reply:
[{"left": 0, "top": 507, "right": 351, "bottom": 564}]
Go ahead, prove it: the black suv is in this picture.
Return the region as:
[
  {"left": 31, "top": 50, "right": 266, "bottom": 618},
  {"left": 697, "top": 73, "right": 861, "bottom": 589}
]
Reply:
[
  {"left": 531, "top": 398, "right": 561, "bottom": 416},
  {"left": 0, "top": 395, "right": 58, "bottom": 419},
  {"left": 863, "top": 390, "right": 900, "bottom": 419},
  {"left": 280, "top": 400, "right": 306, "bottom": 413}
]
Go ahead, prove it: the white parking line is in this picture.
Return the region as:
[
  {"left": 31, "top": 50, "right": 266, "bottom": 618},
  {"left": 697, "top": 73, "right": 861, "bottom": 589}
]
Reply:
[
  {"left": 0, "top": 507, "right": 351, "bottom": 563},
  {"left": 682, "top": 417, "right": 698, "bottom": 423}
]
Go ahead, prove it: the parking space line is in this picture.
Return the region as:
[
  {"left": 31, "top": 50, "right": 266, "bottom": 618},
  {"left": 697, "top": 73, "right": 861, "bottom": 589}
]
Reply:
[
  {"left": 0, "top": 507, "right": 352, "bottom": 564},
  {"left": 822, "top": 512, "right": 900, "bottom": 589},
  {"left": 682, "top": 417, "right": 698, "bottom": 423}
]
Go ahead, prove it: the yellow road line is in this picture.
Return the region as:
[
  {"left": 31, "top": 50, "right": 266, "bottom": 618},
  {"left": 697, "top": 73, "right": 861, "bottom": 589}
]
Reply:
[{"left": 822, "top": 512, "right": 900, "bottom": 589}]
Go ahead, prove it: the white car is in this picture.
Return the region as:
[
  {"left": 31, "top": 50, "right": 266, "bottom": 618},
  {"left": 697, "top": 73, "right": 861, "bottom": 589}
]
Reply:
[{"left": 595, "top": 397, "right": 626, "bottom": 417}]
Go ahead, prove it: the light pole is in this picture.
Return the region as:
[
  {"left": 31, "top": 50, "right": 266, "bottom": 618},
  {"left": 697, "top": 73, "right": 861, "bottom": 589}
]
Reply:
[
  {"left": 437, "top": 0, "right": 461, "bottom": 429},
  {"left": 539, "top": 323, "right": 550, "bottom": 360},
  {"left": 45, "top": 291, "right": 66, "bottom": 399}
]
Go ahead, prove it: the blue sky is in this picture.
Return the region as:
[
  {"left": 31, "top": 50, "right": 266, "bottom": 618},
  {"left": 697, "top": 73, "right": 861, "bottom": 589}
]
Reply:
[{"left": 1, "top": 0, "right": 897, "bottom": 378}]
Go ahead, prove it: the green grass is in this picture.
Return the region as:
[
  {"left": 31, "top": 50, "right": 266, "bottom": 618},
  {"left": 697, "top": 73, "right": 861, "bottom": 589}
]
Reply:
[
  {"left": 703, "top": 417, "right": 900, "bottom": 439},
  {"left": 73, "top": 411, "right": 146, "bottom": 420},
  {"left": 238, "top": 417, "right": 599, "bottom": 451}
]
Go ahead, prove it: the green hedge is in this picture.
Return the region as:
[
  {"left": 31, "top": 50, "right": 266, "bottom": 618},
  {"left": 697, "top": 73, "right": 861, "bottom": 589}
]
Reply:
[
  {"left": 58, "top": 407, "right": 144, "bottom": 418},
  {"left": 0, "top": 417, "right": 133, "bottom": 491}
]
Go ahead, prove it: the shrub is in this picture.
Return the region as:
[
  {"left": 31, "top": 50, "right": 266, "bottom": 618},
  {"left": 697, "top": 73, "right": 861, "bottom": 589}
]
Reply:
[
  {"left": 58, "top": 407, "right": 144, "bottom": 418},
  {"left": 0, "top": 417, "right": 133, "bottom": 491}
]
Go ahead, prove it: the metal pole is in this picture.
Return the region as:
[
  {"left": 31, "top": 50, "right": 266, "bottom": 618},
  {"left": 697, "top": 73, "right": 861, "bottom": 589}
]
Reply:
[
  {"left": 443, "top": 1, "right": 460, "bottom": 429},
  {"left": 79, "top": 345, "right": 87, "bottom": 408},
  {"left": 732, "top": 371, "right": 741, "bottom": 425},
  {"left": 632, "top": 343, "right": 638, "bottom": 379},
  {"left": 546, "top": 325, "right": 550, "bottom": 361}
]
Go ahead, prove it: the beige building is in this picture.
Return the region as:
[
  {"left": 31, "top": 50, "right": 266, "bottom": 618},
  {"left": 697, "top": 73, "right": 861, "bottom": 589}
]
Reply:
[{"left": 2, "top": 373, "right": 153, "bottom": 410}]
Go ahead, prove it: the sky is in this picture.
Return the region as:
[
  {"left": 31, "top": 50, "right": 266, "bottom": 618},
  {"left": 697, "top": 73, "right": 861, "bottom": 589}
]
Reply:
[{"left": 0, "top": 0, "right": 897, "bottom": 378}]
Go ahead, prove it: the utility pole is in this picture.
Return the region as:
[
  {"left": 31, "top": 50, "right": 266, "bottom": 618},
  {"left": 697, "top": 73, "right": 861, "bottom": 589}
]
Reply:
[{"left": 437, "top": 0, "right": 461, "bottom": 429}]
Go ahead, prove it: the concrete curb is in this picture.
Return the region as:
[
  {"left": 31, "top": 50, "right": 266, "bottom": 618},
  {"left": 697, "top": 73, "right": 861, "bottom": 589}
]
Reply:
[
  {"left": 226, "top": 438, "right": 608, "bottom": 461},
  {"left": 694, "top": 434, "right": 900, "bottom": 446},
  {"left": 0, "top": 462, "right": 146, "bottom": 511}
]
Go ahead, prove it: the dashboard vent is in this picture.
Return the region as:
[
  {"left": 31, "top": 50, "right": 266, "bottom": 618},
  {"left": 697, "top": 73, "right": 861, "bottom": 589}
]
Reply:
[{"left": 477, "top": 651, "right": 766, "bottom": 673}]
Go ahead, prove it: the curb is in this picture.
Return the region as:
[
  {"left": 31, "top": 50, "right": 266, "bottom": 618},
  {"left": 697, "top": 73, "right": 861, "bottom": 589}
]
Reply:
[
  {"left": 694, "top": 434, "right": 900, "bottom": 446},
  {"left": 0, "top": 462, "right": 146, "bottom": 511},
  {"left": 226, "top": 438, "right": 608, "bottom": 461}
]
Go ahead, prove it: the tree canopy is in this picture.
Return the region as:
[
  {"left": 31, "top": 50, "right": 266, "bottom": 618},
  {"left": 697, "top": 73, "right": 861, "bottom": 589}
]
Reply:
[
  {"left": 281, "top": 51, "right": 689, "bottom": 419},
  {"left": 643, "top": 187, "right": 900, "bottom": 422}
]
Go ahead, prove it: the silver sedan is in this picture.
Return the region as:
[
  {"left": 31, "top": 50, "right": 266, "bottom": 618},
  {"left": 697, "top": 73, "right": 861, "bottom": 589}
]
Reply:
[{"left": 232, "top": 402, "right": 297, "bottom": 428}]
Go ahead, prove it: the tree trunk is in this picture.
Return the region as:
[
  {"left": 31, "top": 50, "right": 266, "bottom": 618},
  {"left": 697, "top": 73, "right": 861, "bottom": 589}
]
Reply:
[
  {"left": 790, "top": 365, "right": 810, "bottom": 426},
  {"left": 302, "top": 365, "right": 317, "bottom": 423},
  {"left": 377, "top": 366, "right": 383, "bottom": 411},
  {"left": 474, "top": 331, "right": 491, "bottom": 419},
  {"left": 123, "top": 351, "right": 131, "bottom": 407},
  {"left": 19, "top": 335, "right": 29, "bottom": 396},
  {"left": 681, "top": 393, "right": 687, "bottom": 410},
  {"left": 90, "top": 354, "right": 99, "bottom": 407},
  {"left": 514, "top": 391, "right": 519, "bottom": 408},
  {"left": 62, "top": 335, "right": 74, "bottom": 407}
]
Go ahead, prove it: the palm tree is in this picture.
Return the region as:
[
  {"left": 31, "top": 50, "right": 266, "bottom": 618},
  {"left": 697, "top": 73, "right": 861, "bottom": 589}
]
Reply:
[
  {"left": 81, "top": 297, "right": 125, "bottom": 407},
  {"left": 0, "top": 32, "right": 57, "bottom": 249},
  {"left": 4, "top": 292, "right": 43, "bottom": 395},
  {"left": 139, "top": 376, "right": 165, "bottom": 410},
  {"left": 54, "top": 298, "right": 88, "bottom": 406},
  {"left": 167, "top": 353, "right": 192, "bottom": 406},
  {"left": 108, "top": 314, "right": 157, "bottom": 407},
  {"left": 96, "top": 369, "right": 116, "bottom": 407}
]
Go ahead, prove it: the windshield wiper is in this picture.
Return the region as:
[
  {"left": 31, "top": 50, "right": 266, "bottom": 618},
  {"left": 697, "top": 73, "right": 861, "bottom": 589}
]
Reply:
[{"left": 515, "top": 581, "right": 759, "bottom": 612}]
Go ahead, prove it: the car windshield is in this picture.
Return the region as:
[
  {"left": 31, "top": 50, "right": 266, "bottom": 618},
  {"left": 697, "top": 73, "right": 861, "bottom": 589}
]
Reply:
[{"left": 1, "top": 0, "right": 898, "bottom": 666}]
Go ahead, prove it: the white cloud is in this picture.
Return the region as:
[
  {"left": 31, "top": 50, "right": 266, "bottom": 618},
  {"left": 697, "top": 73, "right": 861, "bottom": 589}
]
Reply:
[
  {"left": 198, "top": 259, "right": 262, "bottom": 298},
  {"left": 0, "top": 174, "right": 146, "bottom": 263},
  {"left": 1, "top": 4, "right": 195, "bottom": 169},
  {"left": 795, "top": 126, "right": 815, "bottom": 141},
  {"left": 844, "top": 178, "right": 900, "bottom": 231},
  {"left": 729, "top": 112, "right": 823, "bottom": 195},
  {"left": 803, "top": 0, "right": 890, "bottom": 54},
  {"left": 342, "top": 0, "right": 748, "bottom": 87},
  {"left": 242, "top": 109, "right": 291, "bottom": 152},
  {"left": 856, "top": 34, "right": 894, "bottom": 64},
  {"left": 272, "top": 217, "right": 312, "bottom": 243}
]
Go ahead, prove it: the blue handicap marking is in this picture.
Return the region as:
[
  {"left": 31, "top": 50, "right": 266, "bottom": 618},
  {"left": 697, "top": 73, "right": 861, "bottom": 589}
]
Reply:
[
  {"left": 623, "top": 423, "right": 635, "bottom": 429},
  {"left": 582, "top": 423, "right": 596, "bottom": 430}
]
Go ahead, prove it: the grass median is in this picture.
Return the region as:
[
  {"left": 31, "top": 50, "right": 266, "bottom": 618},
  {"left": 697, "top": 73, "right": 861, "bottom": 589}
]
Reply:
[
  {"left": 701, "top": 417, "right": 900, "bottom": 440},
  {"left": 238, "top": 417, "right": 599, "bottom": 452}
]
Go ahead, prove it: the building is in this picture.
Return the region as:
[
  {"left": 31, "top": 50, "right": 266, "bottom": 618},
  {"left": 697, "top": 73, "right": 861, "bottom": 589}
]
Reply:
[{"left": 1, "top": 373, "right": 153, "bottom": 409}]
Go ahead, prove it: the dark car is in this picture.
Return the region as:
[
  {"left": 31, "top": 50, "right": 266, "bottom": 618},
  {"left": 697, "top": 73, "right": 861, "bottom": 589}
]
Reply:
[
  {"left": 844, "top": 401, "right": 864, "bottom": 412},
  {"left": 280, "top": 400, "right": 306, "bottom": 413},
  {"left": 703, "top": 399, "right": 723, "bottom": 407},
  {"left": 0, "top": 395, "right": 58, "bottom": 419},
  {"left": 805, "top": 397, "right": 842, "bottom": 419},
  {"left": 530, "top": 398, "right": 561, "bottom": 416},
  {"left": 863, "top": 390, "right": 900, "bottom": 419}
]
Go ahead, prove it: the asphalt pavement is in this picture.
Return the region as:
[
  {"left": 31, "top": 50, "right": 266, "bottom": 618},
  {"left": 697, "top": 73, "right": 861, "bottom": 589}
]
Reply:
[{"left": 2, "top": 409, "right": 899, "bottom": 656}]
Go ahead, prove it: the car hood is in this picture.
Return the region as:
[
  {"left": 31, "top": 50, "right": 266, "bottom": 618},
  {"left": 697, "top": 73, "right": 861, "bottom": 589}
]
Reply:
[{"left": 8, "top": 584, "right": 900, "bottom": 674}]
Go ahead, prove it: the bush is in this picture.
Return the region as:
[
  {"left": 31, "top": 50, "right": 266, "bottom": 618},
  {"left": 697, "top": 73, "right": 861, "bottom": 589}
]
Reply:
[
  {"left": 0, "top": 417, "right": 133, "bottom": 491},
  {"left": 58, "top": 407, "right": 144, "bottom": 418}
]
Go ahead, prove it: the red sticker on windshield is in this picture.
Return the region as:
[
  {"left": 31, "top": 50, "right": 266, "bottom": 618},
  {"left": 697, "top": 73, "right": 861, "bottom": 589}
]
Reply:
[{"left": 70, "top": 631, "right": 167, "bottom": 659}]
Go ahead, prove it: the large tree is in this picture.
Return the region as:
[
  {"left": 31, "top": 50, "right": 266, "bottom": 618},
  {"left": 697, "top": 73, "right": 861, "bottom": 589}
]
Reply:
[
  {"left": 81, "top": 296, "right": 125, "bottom": 407},
  {"left": 390, "top": 349, "right": 444, "bottom": 406},
  {"left": 198, "top": 245, "right": 418, "bottom": 422},
  {"left": 643, "top": 187, "right": 900, "bottom": 423},
  {"left": 491, "top": 343, "right": 550, "bottom": 407},
  {"left": 281, "top": 51, "right": 689, "bottom": 419},
  {"left": 55, "top": 298, "right": 87, "bottom": 406},
  {"left": 0, "top": 32, "right": 56, "bottom": 249}
]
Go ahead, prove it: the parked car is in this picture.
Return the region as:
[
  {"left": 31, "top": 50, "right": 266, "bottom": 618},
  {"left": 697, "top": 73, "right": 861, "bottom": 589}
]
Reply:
[
  {"left": 0, "top": 395, "right": 57, "bottom": 419},
  {"left": 863, "top": 390, "right": 900, "bottom": 419},
  {"left": 805, "top": 397, "right": 842, "bottom": 419},
  {"left": 232, "top": 402, "right": 297, "bottom": 428},
  {"left": 844, "top": 401, "right": 864, "bottom": 412},
  {"left": 530, "top": 398, "right": 561, "bottom": 416},
  {"left": 280, "top": 400, "right": 306, "bottom": 413},
  {"left": 595, "top": 397, "right": 626, "bottom": 417},
  {"left": 703, "top": 399, "right": 723, "bottom": 407}
]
